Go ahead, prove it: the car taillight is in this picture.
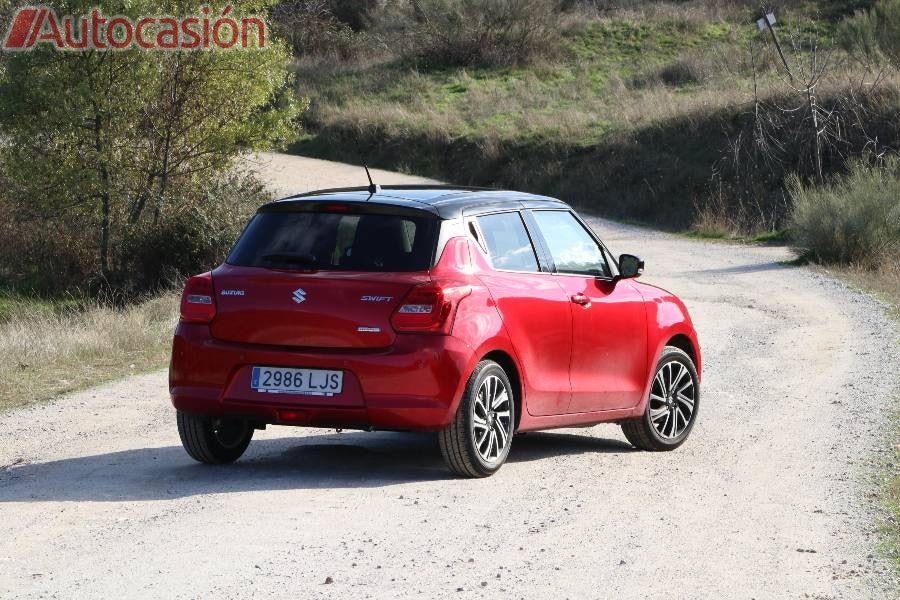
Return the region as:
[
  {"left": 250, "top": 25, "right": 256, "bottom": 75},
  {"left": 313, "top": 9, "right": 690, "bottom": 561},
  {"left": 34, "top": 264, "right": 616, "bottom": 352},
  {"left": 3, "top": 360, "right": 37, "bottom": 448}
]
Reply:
[
  {"left": 180, "top": 272, "right": 216, "bottom": 324},
  {"left": 391, "top": 282, "right": 470, "bottom": 334}
]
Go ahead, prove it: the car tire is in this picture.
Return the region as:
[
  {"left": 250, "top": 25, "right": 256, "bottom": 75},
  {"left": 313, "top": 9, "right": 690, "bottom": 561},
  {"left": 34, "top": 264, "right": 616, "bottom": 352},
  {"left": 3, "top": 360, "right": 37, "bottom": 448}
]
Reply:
[
  {"left": 439, "top": 360, "right": 516, "bottom": 478},
  {"left": 177, "top": 410, "right": 254, "bottom": 464},
  {"left": 622, "top": 346, "right": 699, "bottom": 451}
]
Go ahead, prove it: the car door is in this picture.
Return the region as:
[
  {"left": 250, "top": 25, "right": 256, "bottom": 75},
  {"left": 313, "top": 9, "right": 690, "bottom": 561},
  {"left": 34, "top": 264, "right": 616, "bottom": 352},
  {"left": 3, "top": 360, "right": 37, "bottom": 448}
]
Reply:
[
  {"left": 472, "top": 211, "right": 573, "bottom": 417},
  {"left": 527, "top": 210, "right": 648, "bottom": 413}
]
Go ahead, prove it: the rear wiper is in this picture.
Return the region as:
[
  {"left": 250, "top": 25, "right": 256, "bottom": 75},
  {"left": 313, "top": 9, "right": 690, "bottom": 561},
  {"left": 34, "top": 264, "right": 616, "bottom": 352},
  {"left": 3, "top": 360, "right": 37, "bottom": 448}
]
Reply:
[{"left": 261, "top": 253, "right": 317, "bottom": 266}]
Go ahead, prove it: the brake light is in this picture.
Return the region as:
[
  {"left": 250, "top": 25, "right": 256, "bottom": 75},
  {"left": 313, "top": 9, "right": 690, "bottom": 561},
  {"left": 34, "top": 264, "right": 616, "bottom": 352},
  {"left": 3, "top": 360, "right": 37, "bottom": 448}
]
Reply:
[
  {"left": 391, "top": 282, "right": 470, "bottom": 334},
  {"left": 180, "top": 272, "right": 217, "bottom": 324}
]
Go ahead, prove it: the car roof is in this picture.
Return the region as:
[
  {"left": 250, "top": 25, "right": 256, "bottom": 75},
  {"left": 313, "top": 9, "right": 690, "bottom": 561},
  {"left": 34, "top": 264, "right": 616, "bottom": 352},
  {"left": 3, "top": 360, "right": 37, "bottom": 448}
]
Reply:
[{"left": 264, "top": 185, "right": 570, "bottom": 219}]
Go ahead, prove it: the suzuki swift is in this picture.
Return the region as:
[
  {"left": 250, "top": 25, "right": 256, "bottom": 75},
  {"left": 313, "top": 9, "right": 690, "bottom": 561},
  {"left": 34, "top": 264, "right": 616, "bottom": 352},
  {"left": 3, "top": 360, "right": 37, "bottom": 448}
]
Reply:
[{"left": 170, "top": 185, "right": 701, "bottom": 477}]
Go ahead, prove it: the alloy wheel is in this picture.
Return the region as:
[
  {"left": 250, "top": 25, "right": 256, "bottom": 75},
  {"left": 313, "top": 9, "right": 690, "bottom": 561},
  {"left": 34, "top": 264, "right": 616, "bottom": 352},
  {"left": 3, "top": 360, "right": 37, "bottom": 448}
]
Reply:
[
  {"left": 471, "top": 375, "right": 513, "bottom": 463},
  {"left": 648, "top": 360, "right": 696, "bottom": 439}
]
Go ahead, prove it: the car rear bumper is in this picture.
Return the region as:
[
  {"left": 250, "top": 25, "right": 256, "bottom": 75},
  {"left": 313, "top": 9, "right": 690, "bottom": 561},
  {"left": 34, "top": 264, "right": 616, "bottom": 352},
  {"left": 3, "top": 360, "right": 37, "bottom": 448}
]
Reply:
[{"left": 169, "top": 323, "right": 473, "bottom": 431}]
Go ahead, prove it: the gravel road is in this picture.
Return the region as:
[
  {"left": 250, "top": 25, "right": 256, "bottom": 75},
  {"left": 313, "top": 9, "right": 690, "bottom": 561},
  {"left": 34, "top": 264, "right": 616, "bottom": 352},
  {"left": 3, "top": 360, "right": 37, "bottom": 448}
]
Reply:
[{"left": 1, "top": 153, "right": 897, "bottom": 599}]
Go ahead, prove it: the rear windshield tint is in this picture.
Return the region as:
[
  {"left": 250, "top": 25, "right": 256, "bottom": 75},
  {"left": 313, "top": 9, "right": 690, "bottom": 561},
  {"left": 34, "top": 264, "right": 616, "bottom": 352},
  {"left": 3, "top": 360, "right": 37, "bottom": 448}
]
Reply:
[{"left": 227, "top": 211, "right": 438, "bottom": 272}]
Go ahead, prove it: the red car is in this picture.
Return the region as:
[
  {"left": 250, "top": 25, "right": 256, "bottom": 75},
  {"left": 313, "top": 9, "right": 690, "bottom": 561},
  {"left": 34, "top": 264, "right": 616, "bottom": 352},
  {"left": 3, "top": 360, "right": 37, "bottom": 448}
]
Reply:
[{"left": 170, "top": 185, "right": 701, "bottom": 477}]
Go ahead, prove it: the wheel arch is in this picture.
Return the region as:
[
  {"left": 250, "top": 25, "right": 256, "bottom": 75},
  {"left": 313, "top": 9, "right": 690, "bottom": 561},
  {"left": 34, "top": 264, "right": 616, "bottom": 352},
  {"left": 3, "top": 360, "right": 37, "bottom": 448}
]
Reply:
[
  {"left": 666, "top": 333, "right": 698, "bottom": 368},
  {"left": 634, "top": 326, "right": 702, "bottom": 418},
  {"left": 481, "top": 349, "right": 523, "bottom": 432}
]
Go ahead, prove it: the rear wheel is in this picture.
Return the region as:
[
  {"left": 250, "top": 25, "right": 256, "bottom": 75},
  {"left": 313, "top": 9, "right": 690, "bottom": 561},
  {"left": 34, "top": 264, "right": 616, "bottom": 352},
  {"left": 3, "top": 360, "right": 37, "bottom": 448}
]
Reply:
[
  {"left": 622, "top": 346, "right": 699, "bottom": 451},
  {"left": 177, "top": 410, "right": 253, "bottom": 464},
  {"left": 439, "top": 360, "right": 515, "bottom": 478}
]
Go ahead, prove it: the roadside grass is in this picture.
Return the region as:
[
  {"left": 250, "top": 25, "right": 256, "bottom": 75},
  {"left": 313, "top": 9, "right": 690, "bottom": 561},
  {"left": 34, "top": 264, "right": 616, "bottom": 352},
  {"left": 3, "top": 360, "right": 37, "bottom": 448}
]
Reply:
[
  {"left": 823, "top": 262, "right": 900, "bottom": 573},
  {"left": 874, "top": 276, "right": 899, "bottom": 574},
  {"left": 886, "top": 409, "right": 900, "bottom": 573},
  {"left": 798, "top": 161, "right": 899, "bottom": 569},
  {"left": 682, "top": 228, "right": 790, "bottom": 244},
  {"left": 835, "top": 264, "right": 900, "bottom": 322},
  {"left": 0, "top": 293, "right": 179, "bottom": 412}
]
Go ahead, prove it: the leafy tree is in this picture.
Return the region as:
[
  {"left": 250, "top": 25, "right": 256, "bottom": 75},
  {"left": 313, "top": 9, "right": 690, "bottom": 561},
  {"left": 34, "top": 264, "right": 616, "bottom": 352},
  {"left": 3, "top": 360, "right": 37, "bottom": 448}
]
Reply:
[{"left": 0, "top": 1, "right": 304, "bottom": 287}]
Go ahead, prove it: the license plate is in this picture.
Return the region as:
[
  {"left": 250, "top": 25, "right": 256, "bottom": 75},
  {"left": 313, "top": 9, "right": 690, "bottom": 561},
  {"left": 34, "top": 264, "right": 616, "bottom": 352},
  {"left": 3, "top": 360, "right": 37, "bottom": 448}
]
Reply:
[{"left": 250, "top": 366, "right": 343, "bottom": 396}]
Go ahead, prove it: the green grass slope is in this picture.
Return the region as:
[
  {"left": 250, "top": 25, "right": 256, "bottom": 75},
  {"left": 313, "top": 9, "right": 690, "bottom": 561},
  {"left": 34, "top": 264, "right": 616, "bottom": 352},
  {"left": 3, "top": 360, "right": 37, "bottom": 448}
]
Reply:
[{"left": 292, "top": 1, "right": 899, "bottom": 233}]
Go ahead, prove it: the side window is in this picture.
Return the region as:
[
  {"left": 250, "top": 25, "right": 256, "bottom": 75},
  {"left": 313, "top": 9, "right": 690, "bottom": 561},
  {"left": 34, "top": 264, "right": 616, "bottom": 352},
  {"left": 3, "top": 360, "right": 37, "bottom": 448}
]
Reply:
[
  {"left": 476, "top": 212, "right": 540, "bottom": 272},
  {"left": 532, "top": 211, "right": 609, "bottom": 276}
]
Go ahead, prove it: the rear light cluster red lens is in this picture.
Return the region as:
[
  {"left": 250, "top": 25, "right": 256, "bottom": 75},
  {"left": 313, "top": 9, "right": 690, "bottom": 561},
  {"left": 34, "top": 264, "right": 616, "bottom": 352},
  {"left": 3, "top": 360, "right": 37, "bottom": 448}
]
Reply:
[
  {"left": 180, "top": 272, "right": 217, "bottom": 324},
  {"left": 391, "top": 282, "right": 470, "bottom": 334}
]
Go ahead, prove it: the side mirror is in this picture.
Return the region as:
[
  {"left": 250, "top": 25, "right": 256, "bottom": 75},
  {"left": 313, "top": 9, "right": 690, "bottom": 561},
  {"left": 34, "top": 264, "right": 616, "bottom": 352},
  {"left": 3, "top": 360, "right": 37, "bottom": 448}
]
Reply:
[{"left": 618, "top": 254, "right": 644, "bottom": 279}]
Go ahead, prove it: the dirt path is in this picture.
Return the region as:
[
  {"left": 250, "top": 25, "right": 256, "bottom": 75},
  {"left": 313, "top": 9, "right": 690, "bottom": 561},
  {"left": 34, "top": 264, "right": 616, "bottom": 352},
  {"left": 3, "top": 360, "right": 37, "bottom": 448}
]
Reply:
[{"left": 1, "top": 154, "right": 897, "bottom": 599}]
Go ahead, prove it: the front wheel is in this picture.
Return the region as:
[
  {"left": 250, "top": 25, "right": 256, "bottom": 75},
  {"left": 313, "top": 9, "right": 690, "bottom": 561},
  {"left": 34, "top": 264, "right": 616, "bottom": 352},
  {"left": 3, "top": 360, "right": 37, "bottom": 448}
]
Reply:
[
  {"left": 622, "top": 346, "right": 699, "bottom": 451},
  {"left": 439, "top": 360, "right": 516, "bottom": 478},
  {"left": 177, "top": 410, "right": 253, "bottom": 464}
]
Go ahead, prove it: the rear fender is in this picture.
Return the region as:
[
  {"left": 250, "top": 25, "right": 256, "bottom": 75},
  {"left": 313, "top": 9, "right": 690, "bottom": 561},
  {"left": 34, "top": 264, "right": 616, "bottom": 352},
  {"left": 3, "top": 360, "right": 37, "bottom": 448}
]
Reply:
[{"left": 436, "top": 237, "right": 529, "bottom": 424}]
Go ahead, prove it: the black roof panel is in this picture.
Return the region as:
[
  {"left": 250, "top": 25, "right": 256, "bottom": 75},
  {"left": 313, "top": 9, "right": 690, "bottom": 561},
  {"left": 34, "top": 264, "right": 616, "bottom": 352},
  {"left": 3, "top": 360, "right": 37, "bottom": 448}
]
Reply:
[{"left": 266, "top": 186, "right": 569, "bottom": 219}]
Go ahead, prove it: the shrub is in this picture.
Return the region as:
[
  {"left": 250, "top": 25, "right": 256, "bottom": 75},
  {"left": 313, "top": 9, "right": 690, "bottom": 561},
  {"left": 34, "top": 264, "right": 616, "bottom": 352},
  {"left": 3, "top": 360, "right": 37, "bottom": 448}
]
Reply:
[
  {"left": 789, "top": 157, "right": 900, "bottom": 266},
  {"left": 329, "top": 0, "right": 380, "bottom": 31},
  {"left": 0, "top": 3, "right": 302, "bottom": 289},
  {"left": 386, "top": 0, "right": 562, "bottom": 67},
  {"left": 271, "top": 0, "right": 366, "bottom": 58},
  {"left": 0, "top": 199, "right": 97, "bottom": 295},
  {"left": 118, "top": 171, "right": 268, "bottom": 295},
  {"left": 657, "top": 57, "right": 709, "bottom": 86},
  {"left": 632, "top": 56, "right": 711, "bottom": 89},
  {"left": 838, "top": 0, "right": 900, "bottom": 66},
  {"left": 0, "top": 169, "right": 269, "bottom": 297}
]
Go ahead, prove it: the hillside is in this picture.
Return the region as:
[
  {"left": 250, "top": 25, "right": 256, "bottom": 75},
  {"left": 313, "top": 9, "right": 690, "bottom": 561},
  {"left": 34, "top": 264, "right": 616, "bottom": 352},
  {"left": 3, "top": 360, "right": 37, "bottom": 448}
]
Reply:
[{"left": 288, "top": 0, "right": 899, "bottom": 234}]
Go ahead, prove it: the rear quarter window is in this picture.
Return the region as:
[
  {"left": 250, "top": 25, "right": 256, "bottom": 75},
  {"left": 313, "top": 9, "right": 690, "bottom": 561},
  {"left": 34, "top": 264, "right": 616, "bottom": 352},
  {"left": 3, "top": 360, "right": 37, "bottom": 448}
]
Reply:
[
  {"left": 227, "top": 211, "right": 438, "bottom": 272},
  {"left": 476, "top": 212, "right": 540, "bottom": 272}
]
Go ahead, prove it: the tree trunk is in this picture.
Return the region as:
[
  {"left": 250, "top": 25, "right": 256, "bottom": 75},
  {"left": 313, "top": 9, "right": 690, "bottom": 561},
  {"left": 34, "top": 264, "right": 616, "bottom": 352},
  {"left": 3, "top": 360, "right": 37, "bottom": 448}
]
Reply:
[
  {"left": 100, "top": 186, "right": 110, "bottom": 278},
  {"left": 94, "top": 111, "right": 112, "bottom": 278},
  {"left": 807, "top": 88, "right": 824, "bottom": 183}
]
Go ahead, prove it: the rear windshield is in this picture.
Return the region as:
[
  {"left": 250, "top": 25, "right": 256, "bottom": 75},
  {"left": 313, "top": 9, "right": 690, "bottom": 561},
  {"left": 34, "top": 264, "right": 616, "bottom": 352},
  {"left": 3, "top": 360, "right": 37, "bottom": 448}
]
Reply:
[{"left": 227, "top": 211, "right": 439, "bottom": 272}]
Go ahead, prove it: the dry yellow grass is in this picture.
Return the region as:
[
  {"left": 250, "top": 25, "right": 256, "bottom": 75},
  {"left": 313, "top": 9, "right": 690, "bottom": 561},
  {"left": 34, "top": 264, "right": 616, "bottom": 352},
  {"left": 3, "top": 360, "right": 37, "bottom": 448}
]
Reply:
[
  {"left": 0, "top": 293, "right": 179, "bottom": 412},
  {"left": 833, "top": 262, "right": 900, "bottom": 321},
  {"left": 563, "top": 0, "right": 757, "bottom": 23},
  {"left": 816, "top": 259, "right": 900, "bottom": 573}
]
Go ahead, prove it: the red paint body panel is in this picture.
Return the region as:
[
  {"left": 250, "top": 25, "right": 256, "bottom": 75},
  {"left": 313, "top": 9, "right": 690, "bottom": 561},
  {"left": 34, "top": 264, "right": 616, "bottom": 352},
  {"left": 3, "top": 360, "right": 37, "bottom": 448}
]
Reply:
[
  {"left": 628, "top": 282, "right": 703, "bottom": 415},
  {"left": 553, "top": 277, "right": 648, "bottom": 413},
  {"left": 170, "top": 322, "right": 473, "bottom": 430},
  {"left": 169, "top": 203, "right": 701, "bottom": 436},
  {"left": 211, "top": 264, "right": 429, "bottom": 349},
  {"left": 470, "top": 263, "right": 572, "bottom": 416}
]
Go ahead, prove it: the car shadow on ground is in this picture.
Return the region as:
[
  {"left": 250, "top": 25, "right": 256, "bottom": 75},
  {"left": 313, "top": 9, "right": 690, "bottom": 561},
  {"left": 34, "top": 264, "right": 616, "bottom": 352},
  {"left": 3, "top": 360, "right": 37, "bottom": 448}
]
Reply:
[
  {"left": 0, "top": 430, "right": 633, "bottom": 502},
  {"left": 690, "top": 261, "right": 794, "bottom": 276}
]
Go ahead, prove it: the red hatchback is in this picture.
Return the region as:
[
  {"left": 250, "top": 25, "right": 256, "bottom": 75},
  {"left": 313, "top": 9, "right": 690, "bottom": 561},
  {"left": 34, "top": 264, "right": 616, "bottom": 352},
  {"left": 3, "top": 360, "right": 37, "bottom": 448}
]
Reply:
[{"left": 170, "top": 186, "right": 701, "bottom": 477}]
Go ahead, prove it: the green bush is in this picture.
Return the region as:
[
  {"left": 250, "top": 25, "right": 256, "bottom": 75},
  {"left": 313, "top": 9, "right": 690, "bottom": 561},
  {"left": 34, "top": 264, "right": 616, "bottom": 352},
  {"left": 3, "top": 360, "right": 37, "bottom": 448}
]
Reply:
[
  {"left": 838, "top": 0, "right": 900, "bottom": 66},
  {"left": 118, "top": 171, "right": 268, "bottom": 294},
  {"left": 0, "top": 170, "right": 269, "bottom": 297},
  {"left": 0, "top": 1, "right": 303, "bottom": 293},
  {"left": 789, "top": 158, "right": 900, "bottom": 266},
  {"left": 0, "top": 188, "right": 98, "bottom": 295}
]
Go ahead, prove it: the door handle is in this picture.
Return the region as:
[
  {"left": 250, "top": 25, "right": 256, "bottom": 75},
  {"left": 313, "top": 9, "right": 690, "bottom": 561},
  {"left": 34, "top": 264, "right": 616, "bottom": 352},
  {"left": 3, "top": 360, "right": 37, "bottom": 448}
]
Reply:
[{"left": 571, "top": 293, "right": 591, "bottom": 306}]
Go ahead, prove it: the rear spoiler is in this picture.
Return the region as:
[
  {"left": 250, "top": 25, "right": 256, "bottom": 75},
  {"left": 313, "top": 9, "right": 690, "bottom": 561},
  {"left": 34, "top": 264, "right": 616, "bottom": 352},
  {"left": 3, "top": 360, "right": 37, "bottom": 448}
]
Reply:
[{"left": 260, "top": 198, "right": 442, "bottom": 218}]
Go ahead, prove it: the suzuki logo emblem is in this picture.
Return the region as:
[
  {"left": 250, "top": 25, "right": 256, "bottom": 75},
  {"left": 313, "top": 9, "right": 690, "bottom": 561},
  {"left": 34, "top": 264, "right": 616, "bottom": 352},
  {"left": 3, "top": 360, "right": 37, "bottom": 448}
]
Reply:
[{"left": 292, "top": 288, "right": 307, "bottom": 304}]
